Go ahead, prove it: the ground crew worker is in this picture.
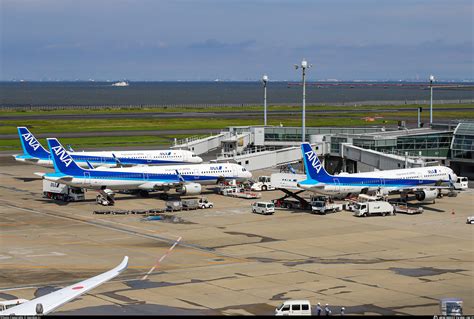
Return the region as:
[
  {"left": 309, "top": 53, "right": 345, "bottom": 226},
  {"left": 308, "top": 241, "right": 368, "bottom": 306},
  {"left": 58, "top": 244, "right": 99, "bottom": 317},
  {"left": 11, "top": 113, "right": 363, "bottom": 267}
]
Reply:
[
  {"left": 340, "top": 307, "right": 345, "bottom": 316},
  {"left": 325, "top": 304, "right": 331, "bottom": 315},
  {"left": 316, "top": 303, "right": 322, "bottom": 315}
]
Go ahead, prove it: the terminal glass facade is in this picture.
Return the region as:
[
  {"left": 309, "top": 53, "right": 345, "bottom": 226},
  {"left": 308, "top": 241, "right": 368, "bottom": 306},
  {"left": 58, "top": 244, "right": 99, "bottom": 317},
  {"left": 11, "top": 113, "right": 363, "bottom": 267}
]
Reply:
[
  {"left": 450, "top": 123, "right": 474, "bottom": 160},
  {"left": 396, "top": 132, "right": 453, "bottom": 158}
]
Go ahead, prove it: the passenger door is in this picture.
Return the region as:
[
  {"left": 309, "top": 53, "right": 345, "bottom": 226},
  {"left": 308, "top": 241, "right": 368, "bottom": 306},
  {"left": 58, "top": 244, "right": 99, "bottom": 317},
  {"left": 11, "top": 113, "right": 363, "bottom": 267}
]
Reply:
[{"left": 83, "top": 172, "right": 91, "bottom": 185}]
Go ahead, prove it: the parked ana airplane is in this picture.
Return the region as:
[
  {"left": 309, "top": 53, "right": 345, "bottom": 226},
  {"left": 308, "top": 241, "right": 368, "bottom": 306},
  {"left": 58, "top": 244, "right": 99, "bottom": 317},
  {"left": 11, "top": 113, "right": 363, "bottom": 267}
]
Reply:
[
  {"left": 0, "top": 256, "right": 128, "bottom": 315},
  {"left": 297, "top": 143, "right": 457, "bottom": 202},
  {"left": 13, "top": 127, "right": 202, "bottom": 167},
  {"left": 37, "top": 138, "right": 252, "bottom": 196}
]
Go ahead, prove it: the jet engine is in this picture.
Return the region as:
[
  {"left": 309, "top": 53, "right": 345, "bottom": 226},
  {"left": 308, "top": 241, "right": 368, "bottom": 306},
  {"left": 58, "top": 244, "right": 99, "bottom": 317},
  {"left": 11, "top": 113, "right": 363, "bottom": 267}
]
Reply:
[
  {"left": 415, "top": 189, "right": 439, "bottom": 202},
  {"left": 177, "top": 183, "right": 202, "bottom": 195}
]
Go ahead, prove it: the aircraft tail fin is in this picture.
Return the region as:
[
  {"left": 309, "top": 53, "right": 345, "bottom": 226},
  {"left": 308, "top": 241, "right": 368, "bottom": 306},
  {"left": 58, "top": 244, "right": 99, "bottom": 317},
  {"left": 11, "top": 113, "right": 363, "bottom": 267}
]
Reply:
[
  {"left": 47, "top": 138, "right": 85, "bottom": 175},
  {"left": 17, "top": 127, "right": 50, "bottom": 159},
  {"left": 301, "top": 143, "right": 332, "bottom": 181}
]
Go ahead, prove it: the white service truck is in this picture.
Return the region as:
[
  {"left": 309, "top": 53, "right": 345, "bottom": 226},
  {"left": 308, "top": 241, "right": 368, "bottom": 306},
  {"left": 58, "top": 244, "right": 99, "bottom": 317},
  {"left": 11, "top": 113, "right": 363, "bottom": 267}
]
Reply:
[
  {"left": 250, "top": 176, "right": 275, "bottom": 191},
  {"left": 43, "top": 180, "right": 85, "bottom": 202},
  {"left": 353, "top": 200, "right": 394, "bottom": 217},
  {"left": 310, "top": 198, "right": 343, "bottom": 214}
]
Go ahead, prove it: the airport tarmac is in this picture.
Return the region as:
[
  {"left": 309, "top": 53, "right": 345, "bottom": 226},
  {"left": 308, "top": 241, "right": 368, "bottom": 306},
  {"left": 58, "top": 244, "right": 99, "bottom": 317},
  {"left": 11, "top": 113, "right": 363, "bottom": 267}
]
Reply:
[{"left": 0, "top": 164, "right": 473, "bottom": 315}]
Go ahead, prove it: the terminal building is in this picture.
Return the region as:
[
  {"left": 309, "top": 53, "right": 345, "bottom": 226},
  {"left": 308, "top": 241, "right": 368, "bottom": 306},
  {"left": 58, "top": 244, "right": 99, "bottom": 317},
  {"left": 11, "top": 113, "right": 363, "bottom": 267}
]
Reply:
[{"left": 172, "top": 120, "right": 474, "bottom": 179}]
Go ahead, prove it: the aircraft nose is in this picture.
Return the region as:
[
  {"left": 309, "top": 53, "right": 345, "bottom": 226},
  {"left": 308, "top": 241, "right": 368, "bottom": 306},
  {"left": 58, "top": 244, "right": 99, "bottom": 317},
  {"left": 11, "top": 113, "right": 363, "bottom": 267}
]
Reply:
[{"left": 193, "top": 156, "right": 203, "bottom": 163}]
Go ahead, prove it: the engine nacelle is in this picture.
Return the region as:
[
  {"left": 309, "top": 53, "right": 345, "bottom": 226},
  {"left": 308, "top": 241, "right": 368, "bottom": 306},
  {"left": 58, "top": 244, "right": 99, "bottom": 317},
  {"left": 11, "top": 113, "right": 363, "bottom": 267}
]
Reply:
[
  {"left": 415, "top": 189, "right": 439, "bottom": 202},
  {"left": 177, "top": 183, "right": 202, "bottom": 195}
]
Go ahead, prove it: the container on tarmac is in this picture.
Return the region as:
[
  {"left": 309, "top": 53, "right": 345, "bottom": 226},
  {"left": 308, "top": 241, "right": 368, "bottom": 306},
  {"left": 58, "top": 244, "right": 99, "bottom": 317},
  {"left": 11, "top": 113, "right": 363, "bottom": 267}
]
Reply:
[{"left": 42, "top": 180, "right": 85, "bottom": 202}]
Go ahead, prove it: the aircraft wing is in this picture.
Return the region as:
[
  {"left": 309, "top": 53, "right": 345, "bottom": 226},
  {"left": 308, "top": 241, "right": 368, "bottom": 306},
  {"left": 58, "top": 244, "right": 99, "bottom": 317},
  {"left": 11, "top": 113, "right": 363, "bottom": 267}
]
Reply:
[
  {"left": 388, "top": 184, "right": 453, "bottom": 194},
  {"left": 0, "top": 256, "right": 128, "bottom": 316}
]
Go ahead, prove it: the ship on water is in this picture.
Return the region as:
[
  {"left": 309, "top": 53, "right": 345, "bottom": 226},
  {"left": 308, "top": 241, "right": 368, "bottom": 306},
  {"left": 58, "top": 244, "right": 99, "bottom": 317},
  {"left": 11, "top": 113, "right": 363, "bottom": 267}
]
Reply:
[{"left": 112, "top": 81, "right": 129, "bottom": 87}]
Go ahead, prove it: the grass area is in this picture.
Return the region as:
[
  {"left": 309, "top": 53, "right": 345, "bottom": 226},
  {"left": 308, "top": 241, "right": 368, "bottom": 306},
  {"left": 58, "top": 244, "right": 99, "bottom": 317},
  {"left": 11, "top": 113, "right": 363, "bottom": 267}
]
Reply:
[
  {"left": 0, "top": 116, "right": 398, "bottom": 136},
  {"left": 0, "top": 134, "right": 202, "bottom": 151},
  {"left": 1, "top": 103, "right": 472, "bottom": 116}
]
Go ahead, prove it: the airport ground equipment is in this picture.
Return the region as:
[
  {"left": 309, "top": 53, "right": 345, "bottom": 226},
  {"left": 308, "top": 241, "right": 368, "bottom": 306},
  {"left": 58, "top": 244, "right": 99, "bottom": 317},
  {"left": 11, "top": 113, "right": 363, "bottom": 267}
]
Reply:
[
  {"left": 182, "top": 199, "right": 198, "bottom": 210},
  {"left": 166, "top": 200, "right": 183, "bottom": 212},
  {"left": 218, "top": 185, "right": 261, "bottom": 199},
  {"left": 390, "top": 202, "right": 424, "bottom": 215},
  {"left": 197, "top": 197, "right": 213, "bottom": 208},
  {"left": 440, "top": 298, "right": 463, "bottom": 315},
  {"left": 310, "top": 197, "right": 343, "bottom": 214},
  {"left": 42, "top": 180, "right": 85, "bottom": 202},
  {"left": 353, "top": 195, "right": 394, "bottom": 217},
  {"left": 96, "top": 189, "right": 115, "bottom": 206},
  {"left": 275, "top": 300, "right": 312, "bottom": 316},
  {"left": 250, "top": 176, "right": 275, "bottom": 191},
  {"left": 453, "top": 176, "right": 468, "bottom": 190},
  {"left": 251, "top": 202, "right": 275, "bottom": 215},
  {"left": 467, "top": 216, "right": 474, "bottom": 224}
]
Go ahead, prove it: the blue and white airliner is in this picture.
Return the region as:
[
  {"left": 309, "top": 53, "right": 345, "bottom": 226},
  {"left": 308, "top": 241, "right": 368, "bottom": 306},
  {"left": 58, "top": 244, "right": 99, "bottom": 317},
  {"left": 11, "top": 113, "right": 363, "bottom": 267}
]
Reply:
[
  {"left": 13, "top": 127, "right": 202, "bottom": 168},
  {"left": 297, "top": 143, "right": 457, "bottom": 201},
  {"left": 36, "top": 138, "right": 252, "bottom": 196}
]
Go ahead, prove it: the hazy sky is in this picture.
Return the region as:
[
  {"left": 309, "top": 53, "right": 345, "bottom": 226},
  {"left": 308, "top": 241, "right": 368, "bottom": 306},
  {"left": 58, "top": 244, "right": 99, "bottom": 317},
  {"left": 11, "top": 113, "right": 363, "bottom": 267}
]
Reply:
[{"left": 1, "top": 0, "right": 472, "bottom": 81}]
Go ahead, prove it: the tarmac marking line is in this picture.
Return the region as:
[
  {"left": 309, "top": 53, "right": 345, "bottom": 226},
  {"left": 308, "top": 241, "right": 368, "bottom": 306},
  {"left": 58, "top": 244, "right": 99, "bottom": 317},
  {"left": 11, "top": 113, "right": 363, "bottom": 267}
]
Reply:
[{"left": 142, "top": 236, "right": 182, "bottom": 280}]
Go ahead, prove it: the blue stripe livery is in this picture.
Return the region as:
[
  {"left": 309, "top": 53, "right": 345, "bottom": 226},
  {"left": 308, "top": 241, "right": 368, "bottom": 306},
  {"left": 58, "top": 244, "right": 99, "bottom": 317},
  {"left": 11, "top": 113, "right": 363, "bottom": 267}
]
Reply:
[{"left": 300, "top": 143, "right": 444, "bottom": 189}]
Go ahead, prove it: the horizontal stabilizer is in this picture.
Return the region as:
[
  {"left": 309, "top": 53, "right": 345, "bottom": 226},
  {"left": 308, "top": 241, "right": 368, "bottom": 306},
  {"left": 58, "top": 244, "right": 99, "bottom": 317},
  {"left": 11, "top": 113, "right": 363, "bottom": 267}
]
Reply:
[
  {"left": 43, "top": 175, "right": 74, "bottom": 182},
  {"left": 34, "top": 172, "right": 46, "bottom": 177}
]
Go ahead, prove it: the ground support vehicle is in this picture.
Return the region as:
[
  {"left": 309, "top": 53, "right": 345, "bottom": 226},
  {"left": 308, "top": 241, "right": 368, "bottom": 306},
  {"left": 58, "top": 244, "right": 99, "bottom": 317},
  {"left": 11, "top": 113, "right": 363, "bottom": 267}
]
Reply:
[
  {"left": 198, "top": 197, "right": 214, "bottom": 208},
  {"left": 42, "top": 180, "right": 85, "bottom": 202},
  {"left": 251, "top": 202, "right": 275, "bottom": 215},
  {"left": 310, "top": 198, "right": 343, "bottom": 214},
  {"left": 250, "top": 176, "right": 275, "bottom": 191},
  {"left": 353, "top": 200, "right": 394, "bottom": 217}
]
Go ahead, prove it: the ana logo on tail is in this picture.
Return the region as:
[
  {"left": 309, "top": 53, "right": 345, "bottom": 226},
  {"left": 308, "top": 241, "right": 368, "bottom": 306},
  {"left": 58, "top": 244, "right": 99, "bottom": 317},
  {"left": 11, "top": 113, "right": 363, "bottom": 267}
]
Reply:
[
  {"left": 51, "top": 145, "right": 73, "bottom": 167},
  {"left": 305, "top": 150, "right": 323, "bottom": 173},
  {"left": 22, "top": 133, "right": 41, "bottom": 151}
]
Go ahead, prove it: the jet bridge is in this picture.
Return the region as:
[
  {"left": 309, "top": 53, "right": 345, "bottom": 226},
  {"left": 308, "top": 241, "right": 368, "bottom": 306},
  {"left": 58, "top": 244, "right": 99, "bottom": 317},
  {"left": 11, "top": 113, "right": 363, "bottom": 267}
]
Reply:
[
  {"left": 171, "top": 132, "right": 231, "bottom": 155},
  {"left": 342, "top": 144, "right": 427, "bottom": 171}
]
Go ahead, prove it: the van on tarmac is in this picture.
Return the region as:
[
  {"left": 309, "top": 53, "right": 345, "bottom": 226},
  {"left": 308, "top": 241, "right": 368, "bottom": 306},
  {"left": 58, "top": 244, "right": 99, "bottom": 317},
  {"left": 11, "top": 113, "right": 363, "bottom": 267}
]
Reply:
[
  {"left": 275, "top": 300, "right": 312, "bottom": 316},
  {"left": 251, "top": 201, "right": 275, "bottom": 215}
]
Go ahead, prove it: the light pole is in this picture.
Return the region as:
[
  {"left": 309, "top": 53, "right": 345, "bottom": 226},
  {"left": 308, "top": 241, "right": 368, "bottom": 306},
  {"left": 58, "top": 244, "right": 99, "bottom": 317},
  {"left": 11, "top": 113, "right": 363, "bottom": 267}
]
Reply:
[
  {"left": 262, "top": 74, "right": 268, "bottom": 126},
  {"left": 417, "top": 107, "right": 422, "bottom": 128},
  {"left": 429, "top": 74, "right": 435, "bottom": 126},
  {"left": 295, "top": 59, "right": 312, "bottom": 142}
]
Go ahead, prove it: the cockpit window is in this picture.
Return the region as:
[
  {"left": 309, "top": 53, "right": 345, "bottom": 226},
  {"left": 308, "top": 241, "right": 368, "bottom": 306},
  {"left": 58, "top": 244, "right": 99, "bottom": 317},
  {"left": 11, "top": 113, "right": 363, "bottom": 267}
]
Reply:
[{"left": 242, "top": 168, "right": 246, "bottom": 171}]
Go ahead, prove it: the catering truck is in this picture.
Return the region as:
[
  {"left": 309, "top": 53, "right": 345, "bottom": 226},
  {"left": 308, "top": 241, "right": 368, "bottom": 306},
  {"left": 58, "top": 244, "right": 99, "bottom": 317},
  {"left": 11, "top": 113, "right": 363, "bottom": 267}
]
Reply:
[{"left": 42, "top": 180, "right": 85, "bottom": 202}]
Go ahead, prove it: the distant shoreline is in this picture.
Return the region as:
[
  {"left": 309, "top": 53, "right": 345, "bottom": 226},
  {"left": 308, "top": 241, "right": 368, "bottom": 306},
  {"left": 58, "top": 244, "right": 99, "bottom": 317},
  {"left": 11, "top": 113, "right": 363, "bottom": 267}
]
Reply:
[{"left": 2, "top": 99, "right": 473, "bottom": 110}]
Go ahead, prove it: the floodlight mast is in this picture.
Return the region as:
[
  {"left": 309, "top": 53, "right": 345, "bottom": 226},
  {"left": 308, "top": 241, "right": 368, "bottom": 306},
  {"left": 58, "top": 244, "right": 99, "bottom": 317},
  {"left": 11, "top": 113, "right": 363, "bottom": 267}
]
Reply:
[
  {"left": 295, "top": 59, "right": 312, "bottom": 142},
  {"left": 262, "top": 74, "right": 269, "bottom": 126},
  {"left": 429, "top": 74, "right": 435, "bottom": 127}
]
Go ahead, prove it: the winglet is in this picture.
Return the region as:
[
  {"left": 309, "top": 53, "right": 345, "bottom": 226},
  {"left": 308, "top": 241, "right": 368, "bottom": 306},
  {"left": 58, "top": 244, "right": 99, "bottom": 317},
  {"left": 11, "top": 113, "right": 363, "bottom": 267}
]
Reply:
[
  {"left": 112, "top": 153, "right": 123, "bottom": 168},
  {"left": 175, "top": 170, "right": 185, "bottom": 182},
  {"left": 86, "top": 160, "right": 95, "bottom": 169},
  {"left": 0, "top": 256, "right": 129, "bottom": 315}
]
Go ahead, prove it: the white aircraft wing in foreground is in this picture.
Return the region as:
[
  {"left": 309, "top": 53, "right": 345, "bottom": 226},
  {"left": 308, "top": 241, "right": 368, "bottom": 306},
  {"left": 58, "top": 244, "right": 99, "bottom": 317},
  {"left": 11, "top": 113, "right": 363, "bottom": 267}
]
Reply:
[{"left": 0, "top": 256, "right": 128, "bottom": 315}]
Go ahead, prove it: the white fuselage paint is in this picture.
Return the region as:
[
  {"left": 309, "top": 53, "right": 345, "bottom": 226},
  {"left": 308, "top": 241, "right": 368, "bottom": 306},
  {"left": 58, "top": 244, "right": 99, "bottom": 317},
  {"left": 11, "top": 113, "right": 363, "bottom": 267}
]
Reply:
[
  {"left": 300, "top": 166, "right": 455, "bottom": 196},
  {"left": 45, "top": 163, "right": 252, "bottom": 190}
]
